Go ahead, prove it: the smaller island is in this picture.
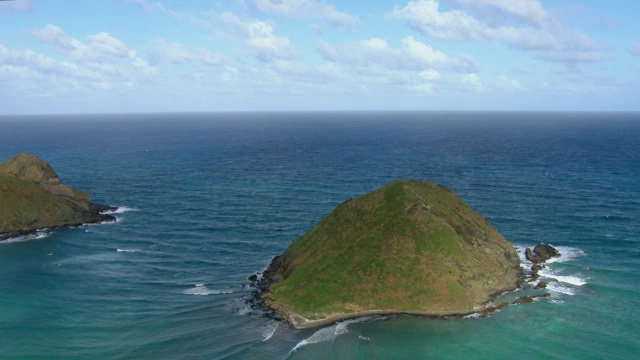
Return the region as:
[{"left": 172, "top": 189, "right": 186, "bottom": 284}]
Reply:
[
  {"left": 255, "top": 180, "right": 523, "bottom": 329},
  {"left": 0, "top": 153, "right": 117, "bottom": 240}
]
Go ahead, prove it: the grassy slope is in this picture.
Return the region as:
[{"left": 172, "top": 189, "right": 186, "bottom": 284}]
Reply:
[
  {"left": 268, "top": 180, "right": 520, "bottom": 319},
  {"left": 0, "top": 176, "right": 83, "bottom": 233}
]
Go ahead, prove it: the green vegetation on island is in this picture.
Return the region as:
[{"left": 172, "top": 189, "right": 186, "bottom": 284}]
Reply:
[
  {"left": 260, "top": 180, "right": 521, "bottom": 328},
  {"left": 0, "top": 153, "right": 116, "bottom": 240}
]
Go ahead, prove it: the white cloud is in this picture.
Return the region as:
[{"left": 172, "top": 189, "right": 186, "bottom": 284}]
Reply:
[
  {"left": 393, "top": 0, "right": 485, "bottom": 41},
  {"left": 419, "top": 69, "right": 440, "bottom": 81},
  {"left": 493, "top": 75, "right": 523, "bottom": 91},
  {"left": 31, "top": 24, "right": 128, "bottom": 62},
  {"left": 219, "top": 12, "right": 296, "bottom": 62},
  {"left": 402, "top": 36, "right": 449, "bottom": 66},
  {"left": 0, "top": 44, "right": 126, "bottom": 95},
  {"left": 315, "top": 36, "right": 488, "bottom": 95},
  {"left": 461, "top": 73, "right": 483, "bottom": 92},
  {"left": 317, "top": 36, "right": 475, "bottom": 73},
  {"left": 0, "top": 23, "right": 164, "bottom": 101},
  {"left": 629, "top": 41, "right": 640, "bottom": 57},
  {"left": 254, "top": 0, "right": 359, "bottom": 27},
  {"left": 122, "top": 0, "right": 162, "bottom": 13},
  {"left": 30, "top": 24, "right": 158, "bottom": 75},
  {"left": 149, "top": 39, "right": 225, "bottom": 66},
  {"left": 0, "top": 0, "right": 32, "bottom": 12},
  {"left": 150, "top": 39, "right": 192, "bottom": 64},
  {"left": 196, "top": 48, "right": 225, "bottom": 66},
  {"left": 87, "top": 32, "right": 129, "bottom": 59},
  {"left": 128, "top": 50, "right": 158, "bottom": 74},
  {"left": 414, "top": 69, "right": 440, "bottom": 92},
  {"left": 392, "top": 0, "right": 603, "bottom": 66},
  {"left": 538, "top": 50, "right": 608, "bottom": 64},
  {"left": 454, "top": 0, "right": 549, "bottom": 26},
  {"left": 32, "top": 24, "right": 86, "bottom": 55}
]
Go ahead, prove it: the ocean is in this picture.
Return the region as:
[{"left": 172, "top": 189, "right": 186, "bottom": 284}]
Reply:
[{"left": 0, "top": 112, "right": 638, "bottom": 359}]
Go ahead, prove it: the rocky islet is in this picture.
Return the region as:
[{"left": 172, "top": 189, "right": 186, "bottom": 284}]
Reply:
[
  {"left": 0, "top": 153, "right": 117, "bottom": 240},
  {"left": 254, "top": 180, "right": 523, "bottom": 329}
]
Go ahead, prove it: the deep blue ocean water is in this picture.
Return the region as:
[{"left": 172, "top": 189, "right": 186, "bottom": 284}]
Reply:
[{"left": 0, "top": 112, "right": 638, "bottom": 359}]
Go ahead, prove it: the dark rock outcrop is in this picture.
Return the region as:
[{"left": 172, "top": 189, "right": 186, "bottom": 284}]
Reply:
[
  {"left": 523, "top": 244, "right": 561, "bottom": 290},
  {"left": 531, "top": 264, "right": 544, "bottom": 281},
  {"left": 526, "top": 244, "right": 561, "bottom": 264},
  {"left": 0, "top": 153, "right": 116, "bottom": 240},
  {"left": 512, "top": 293, "right": 551, "bottom": 305},
  {"left": 534, "top": 281, "right": 547, "bottom": 289}
]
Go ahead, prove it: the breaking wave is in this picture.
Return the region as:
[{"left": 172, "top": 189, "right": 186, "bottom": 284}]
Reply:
[
  {"left": 290, "top": 318, "right": 369, "bottom": 353},
  {"left": 0, "top": 231, "right": 50, "bottom": 245},
  {"left": 261, "top": 322, "right": 279, "bottom": 342},
  {"left": 101, "top": 206, "right": 138, "bottom": 215},
  {"left": 182, "top": 284, "right": 234, "bottom": 296}
]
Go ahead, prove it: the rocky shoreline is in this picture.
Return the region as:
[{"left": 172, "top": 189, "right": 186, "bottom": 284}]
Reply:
[
  {"left": 248, "top": 243, "right": 562, "bottom": 330},
  {"left": 0, "top": 153, "right": 118, "bottom": 241},
  {"left": 0, "top": 204, "right": 118, "bottom": 241}
]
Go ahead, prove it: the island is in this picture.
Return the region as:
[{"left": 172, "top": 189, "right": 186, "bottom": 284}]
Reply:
[
  {"left": 0, "top": 153, "right": 116, "bottom": 240},
  {"left": 256, "top": 180, "right": 522, "bottom": 329}
]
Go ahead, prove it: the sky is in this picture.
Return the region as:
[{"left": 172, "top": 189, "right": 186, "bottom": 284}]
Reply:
[{"left": 1, "top": 0, "right": 639, "bottom": 114}]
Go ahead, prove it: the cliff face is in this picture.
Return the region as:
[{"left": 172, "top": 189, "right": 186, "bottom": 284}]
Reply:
[
  {"left": 263, "top": 180, "right": 521, "bottom": 325},
  {"left": 0, "top": 153, "right": 115, "bottom": 239}
]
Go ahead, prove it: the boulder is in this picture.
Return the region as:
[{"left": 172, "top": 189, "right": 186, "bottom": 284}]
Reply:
[{"left": 525, "top": 244, "right": 561, "bottom": 264}]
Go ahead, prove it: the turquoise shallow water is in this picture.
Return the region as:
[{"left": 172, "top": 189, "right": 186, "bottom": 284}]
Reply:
[{"left": 0, "top": 112, "right": 639, "bottom": 359}]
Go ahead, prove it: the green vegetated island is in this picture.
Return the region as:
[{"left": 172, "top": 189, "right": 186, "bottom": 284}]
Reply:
[
  {"left": 0, "top": 153, "right": 116, "bottom": 240},
  {"left": 257, "top": 180, "right": 528, "bottom": 329}
]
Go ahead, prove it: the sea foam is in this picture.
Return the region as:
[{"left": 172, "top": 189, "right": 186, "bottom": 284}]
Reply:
[
  {"left": 261, "top": 322, "right": 279, "bottom": 342},
  {"left": 116, "top": 248, "right": 141, "bottom": 253},
  {"left": 0, "top": 231, "right": 50, "bottom": 245},
  {"left": 290, "top": 318, "right": 367, "bottom": 353},
  {"left": 463, "top": 312, "right": 483, "bottom": 319},
  {"left": 540, "top": 271, "right": 587, "bottom": 287},
  {"left": 546, "top": 282, "right": 577, "bottom": 296},
  {"left": 183, "top": 284, "right": 234, "bottom": 296},
  {"left": 544, "top": 246, "right": 586, "bottom": 264},
  {"left": 101, "top": 206, "right": 138, "bottom": 215}
]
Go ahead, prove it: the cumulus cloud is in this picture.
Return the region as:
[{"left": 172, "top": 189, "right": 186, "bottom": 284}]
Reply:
[
  {"left": 30, "top": 24, "right": 158, "bottom": 75},
  {"left": 254, "top": 0, "right": 359, "bottom": 27},
  {"left": 0, "top": 24, "right": 165, "bottom": 101},
  {"left": 127, "top": 49, "right": 157, "bottom": 74},
  {"left": 316, "top": 36, "right": 485, "bottom": 94},
  {"left": 31, "top": 24, "right": 128, "bottom": 62},
  {"left": 0, "top": 43, "right": 126, "bottom": 95},
  {"left": 149, "top": 39, "right": 225, "bottom": 66},
  {"left": 219, "top": 12, "right": 296, "bottom": 62},
  {"left": 454, "top": 0, "right": 549, "bottom": 26},
  {"left": 493, "top": 75, "right": 523, "bottom": 91},
  {"left": 461, "top": 73, "right": 483, "bottom": 92},
  {"left": 392, "top": 0, "right": 603, "bottom": 66},
  {"left": 88, "top": 32, "right": 129, "bottom": 59},
  {"left": 149, "top": 39, "right": 192, "bottom": 64},
  {"left": 317, "top": 36, "right": 475, "bottom": 73}
]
